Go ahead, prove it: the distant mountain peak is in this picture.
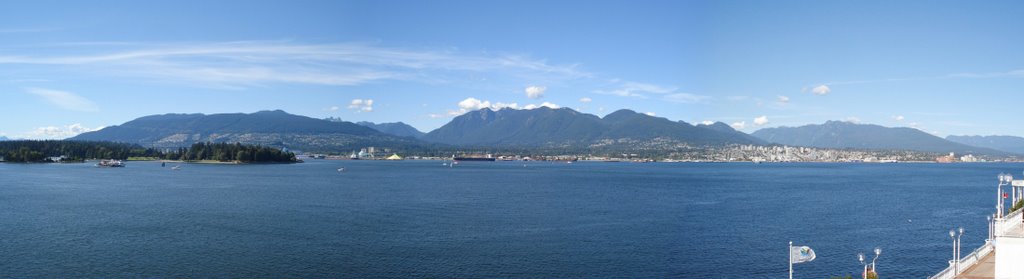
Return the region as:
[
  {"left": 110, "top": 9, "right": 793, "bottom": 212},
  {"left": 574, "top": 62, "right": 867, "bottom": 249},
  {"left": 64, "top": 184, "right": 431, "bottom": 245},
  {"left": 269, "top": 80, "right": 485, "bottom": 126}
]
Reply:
[
  {"left": 255, "top": 109, "right": 289, "bottom": 115},
  {"left": 752, "top": 120, "right": 1004, "bottom": 155},
  {"left": 947, "top": 135, "right": 1024, "bottom": 155},
  {"left": 698, "top": 121, "right": 738, "bottom": 132},
  {"left": 604, "top": 109, "right": 638, "bottom": 117},
  {"left": 71, "top": 110, "right": 423, "bottom": 151},
  {"left": 356, "top": 121, "right": 425, "bottom": 139},
  {"left": 602, "top": 109, "right": 644, "bottom": 123},
  {"left": 422, "top": 107, "right": 761, "bottom": 147}
]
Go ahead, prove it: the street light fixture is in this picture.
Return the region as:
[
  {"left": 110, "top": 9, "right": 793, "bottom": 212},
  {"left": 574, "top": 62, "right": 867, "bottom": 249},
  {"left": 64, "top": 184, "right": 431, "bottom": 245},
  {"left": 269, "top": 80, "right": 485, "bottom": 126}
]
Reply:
[
  {"left": 988, "top": 215, "right": 993, "bottom": 240},
  {"left": 858, "top": 253, "right": 867, "bottom": 279},
  {"left": 871, "top": 247, "right": 881, "bottom": 273},
  {"left": 950, "top": 229, "right": 957, "bottom": 274},
  {"left": 998, "top": 174, "right": 1012, "bottom": 218},
  {"left": 958, "top": 227, "right": 964, "bottom": 268}
]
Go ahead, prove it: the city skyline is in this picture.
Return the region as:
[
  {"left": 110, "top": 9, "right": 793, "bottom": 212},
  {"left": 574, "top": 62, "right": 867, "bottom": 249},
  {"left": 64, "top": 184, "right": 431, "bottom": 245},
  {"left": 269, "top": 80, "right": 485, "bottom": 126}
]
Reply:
[{"left": 4, "top": 0, "right": 1024, "bottom": 139}]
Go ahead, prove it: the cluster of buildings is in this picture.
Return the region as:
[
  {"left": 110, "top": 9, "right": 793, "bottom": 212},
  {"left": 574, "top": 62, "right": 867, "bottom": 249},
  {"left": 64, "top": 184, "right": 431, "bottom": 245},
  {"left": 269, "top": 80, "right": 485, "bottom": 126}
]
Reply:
[
  {"left": 308, "top": 146, "right": 403, "bottom": 160},
  {"left": 936, "top": 152, "right": 983, "bottom": 163},
  {"left": 670, "top": 145, "right": 926, "bottom": 163},
  {"left": 298, "top": 145, "right": 1004, "bottom": 163}
]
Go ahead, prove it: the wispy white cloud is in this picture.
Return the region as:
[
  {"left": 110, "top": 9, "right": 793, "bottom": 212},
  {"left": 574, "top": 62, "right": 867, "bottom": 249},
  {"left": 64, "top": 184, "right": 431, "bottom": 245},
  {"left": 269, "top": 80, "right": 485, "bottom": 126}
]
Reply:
[
  {"left": 434, "top": 97, "right": 561, "bottom": 118},
  {"left": 731, "top": 121, "right": 746, "bottom": 130},
  {"left": 644, "top": 112, "right": 657, "bottom": 117},
  {"left": 348, "top": 99, "right": 374, "bottom": 112},
  {"left": 893, "top": 115, "right": 905, "bottom": 121},
  {"left": 1, "top": 78, "right": 50, "bottom": 83},
  {"left": 457, "top": 97, "right": 496, "bottom": 111},
  {"left": 596, "top": 81, "right": 709, "bottom": 103},
  {"left": 807, "top": 69, "right": 1024, "bottom": 91},
  {"left": 579, "top": 97, "right": 592, "bottom": 103},
  {"left": 777, "top": 95, "right": 790, "bottom": 103},
  {"left": 25, "top": 87, "right": 99, "bottom": 112},
  {"left": 946, "top": 69, "right": 1024, "bottom": 79},
  {"left": 596, "top": 81, "right": 668, "bottom": 98},
  {"left": 844, "top": 116, "right": 861, "bottom": 123},
  {"left": 0, "top": 41, "right": 590, "bottom": 88},
  {"left": 664, "top": 93, "right": 711, "bottom": 104},
  {"left": 525, "top": 86, "right": 546, "bottom": 99},
  {"left": 811, "top": 85, "right": 830, "bottom": 95},
  {"left": 22, "top": 124, "right": 101, "bottom": 139},
  {"left": 523, "top": 102, "right": 560, "bottom": 110},
  {"left": 0, "top": 27, "right": 59, "bottom": 33},
  {"left": 753, "top": 116, "right": 769, "bottom": 126}
]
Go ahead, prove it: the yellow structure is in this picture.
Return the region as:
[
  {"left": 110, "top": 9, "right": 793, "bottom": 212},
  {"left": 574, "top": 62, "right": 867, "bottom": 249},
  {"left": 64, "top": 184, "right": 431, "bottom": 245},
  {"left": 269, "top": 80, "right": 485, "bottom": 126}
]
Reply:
[{"left": 386, "top": 154, "right": 402, "bottom": 160}]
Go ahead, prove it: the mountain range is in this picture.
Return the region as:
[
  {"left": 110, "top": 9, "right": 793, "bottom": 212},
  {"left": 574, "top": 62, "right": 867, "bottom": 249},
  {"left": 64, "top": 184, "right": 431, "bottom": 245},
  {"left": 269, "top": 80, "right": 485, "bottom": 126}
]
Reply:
[
  {"left": 71, "top": 110, "right": 424, "bottom": 152},
  {"left": 946, "top": 135, "right": 1024, "bottom": 155},
  {"left": 66, "top": 108, "right": 1018, "bottom": 156},
  {"left": 421, "top": 107, "right": 764, "bottom": 148},
  {"left": 751, "top": 121, "right": 1005, "bottom": 155}
]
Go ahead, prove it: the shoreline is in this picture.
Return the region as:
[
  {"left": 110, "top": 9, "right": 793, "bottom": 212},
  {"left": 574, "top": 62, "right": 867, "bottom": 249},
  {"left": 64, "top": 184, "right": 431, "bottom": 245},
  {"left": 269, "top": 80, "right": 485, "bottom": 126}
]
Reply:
[{"left": 158, "top": 160, "right": 300, "bottom": 165}]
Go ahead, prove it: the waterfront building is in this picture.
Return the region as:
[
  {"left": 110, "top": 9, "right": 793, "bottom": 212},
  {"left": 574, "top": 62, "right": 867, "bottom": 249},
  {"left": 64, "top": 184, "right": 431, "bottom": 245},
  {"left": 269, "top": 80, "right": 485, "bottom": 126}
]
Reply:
[{"left": 936, "top": 152, "right": 957, "bottom": 163}]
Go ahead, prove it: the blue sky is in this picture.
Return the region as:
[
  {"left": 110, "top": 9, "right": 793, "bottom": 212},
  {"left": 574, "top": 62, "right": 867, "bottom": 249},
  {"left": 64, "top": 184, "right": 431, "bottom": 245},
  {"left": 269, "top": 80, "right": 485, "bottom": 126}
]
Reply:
[{"left": 3, "top": 0, "right": 1024, "bottom": 139}]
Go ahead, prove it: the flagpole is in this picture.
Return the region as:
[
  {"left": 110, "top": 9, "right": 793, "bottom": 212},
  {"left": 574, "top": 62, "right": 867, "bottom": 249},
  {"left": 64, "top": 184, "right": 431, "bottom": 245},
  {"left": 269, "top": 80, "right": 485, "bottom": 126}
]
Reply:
[{"left": 789, "top": 241, "right": 793, "bottom": 279}]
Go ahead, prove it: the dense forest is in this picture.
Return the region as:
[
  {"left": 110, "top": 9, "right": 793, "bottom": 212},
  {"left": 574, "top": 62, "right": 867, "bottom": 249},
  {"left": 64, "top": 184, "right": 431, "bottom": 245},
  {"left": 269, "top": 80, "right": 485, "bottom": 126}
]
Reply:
[
  {"left": 0, "top": 140, "right": 160, "bottom": 162},
  {"left": 0, "top": 140, "right": 296, "bottom": 163},
  {"left": 162, "top": 142, "right": 297, "bottom": 163}
]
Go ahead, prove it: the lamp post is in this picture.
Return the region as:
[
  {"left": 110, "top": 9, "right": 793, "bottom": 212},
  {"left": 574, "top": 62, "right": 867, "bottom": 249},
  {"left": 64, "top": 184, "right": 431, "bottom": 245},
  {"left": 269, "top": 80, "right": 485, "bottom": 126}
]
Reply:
[
  {"left": 950, "top": 229, "right": 957, "bottom": 274},
  {"left": 957, "top": 227, "right": 964, "bottom": 272},
  {"left": 988, "top": 215, "right": 993, "bottom": 240},
  {"left": 999, "top": 174, "right": 1014, "bottom": 218},
  {"left": 1007, "top": 174, "right": 1015, "bottom": 211},
  {"left": 858, "top": 253, "right": 867, "bottom": 279},
  {"left": 999, "top": 174, "right": 1005, "bottom": 218},
  {"left": 871, "top": 247, "right": 881, "bottom": 274}
]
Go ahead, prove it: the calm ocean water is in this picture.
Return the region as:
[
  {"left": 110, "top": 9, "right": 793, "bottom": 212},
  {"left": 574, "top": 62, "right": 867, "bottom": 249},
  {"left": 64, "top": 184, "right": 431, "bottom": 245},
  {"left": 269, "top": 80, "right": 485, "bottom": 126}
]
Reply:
[{"left": 0, "top": 160, "right": 1017, "bottom": 277}]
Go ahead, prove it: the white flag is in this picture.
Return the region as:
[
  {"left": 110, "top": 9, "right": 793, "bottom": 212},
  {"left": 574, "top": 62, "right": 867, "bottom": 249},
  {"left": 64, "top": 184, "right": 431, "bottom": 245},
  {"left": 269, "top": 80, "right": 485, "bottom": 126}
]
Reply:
[{"left": 790, "top": 246, "right": 816, "bottom": 264}]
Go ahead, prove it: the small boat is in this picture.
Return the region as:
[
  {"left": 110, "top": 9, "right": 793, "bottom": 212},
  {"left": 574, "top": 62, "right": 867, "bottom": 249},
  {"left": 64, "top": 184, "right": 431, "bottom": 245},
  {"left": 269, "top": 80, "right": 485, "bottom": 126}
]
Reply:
[
  {"left": 171, "top": 165, "right": 181, "bottom": 170},
  {"left": 96, "top": 159, "right": 125, "bottom": 168},
  {"left": 337, "top": 167, "right": 346, "bottom": 172}
]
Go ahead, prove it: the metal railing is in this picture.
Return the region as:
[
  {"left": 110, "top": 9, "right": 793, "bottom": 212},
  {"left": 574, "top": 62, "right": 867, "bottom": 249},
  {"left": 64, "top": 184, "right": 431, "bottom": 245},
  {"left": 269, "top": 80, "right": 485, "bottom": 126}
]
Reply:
[
  {"left": 927, "top": 241, "right": 994, "bottom": 279},
  {"left": 996, "top": 208, "right": 1024, "bottom": 237},
  {"left": 929, "top": 207, "right": 1023, "bottom": 279}
]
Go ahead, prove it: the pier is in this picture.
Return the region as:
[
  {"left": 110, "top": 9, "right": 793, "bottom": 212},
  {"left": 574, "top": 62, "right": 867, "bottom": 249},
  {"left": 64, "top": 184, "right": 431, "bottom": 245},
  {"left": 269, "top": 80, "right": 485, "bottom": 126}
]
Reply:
[{"left": 929, "top": 174, "right": 1024, "bottom": 279}]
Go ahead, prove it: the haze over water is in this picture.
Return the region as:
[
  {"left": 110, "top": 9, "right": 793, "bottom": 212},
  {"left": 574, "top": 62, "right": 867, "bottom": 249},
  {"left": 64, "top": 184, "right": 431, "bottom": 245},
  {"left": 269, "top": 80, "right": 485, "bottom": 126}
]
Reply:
[{"left": 0, "top": 160, "right": 1012, "bottom": 277}]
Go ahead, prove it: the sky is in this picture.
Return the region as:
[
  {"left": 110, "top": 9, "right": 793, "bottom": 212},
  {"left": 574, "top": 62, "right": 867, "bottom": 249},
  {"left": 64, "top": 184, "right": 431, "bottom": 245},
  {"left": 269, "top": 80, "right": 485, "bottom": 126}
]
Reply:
[{"left": 3, "top": 0, "right": 1024, "bottom": 139}]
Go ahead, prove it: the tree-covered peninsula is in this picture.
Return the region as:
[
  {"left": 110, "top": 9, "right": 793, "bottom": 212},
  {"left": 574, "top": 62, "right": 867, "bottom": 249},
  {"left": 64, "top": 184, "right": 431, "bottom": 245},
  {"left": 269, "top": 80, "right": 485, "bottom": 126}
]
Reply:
[
  {"left": 0, "top": 140, "right": 160, "bottom": 162},
  {"left": 162, "top": 142, "right": 297, "bottom": 163},
  {"left": 0, "top": 140, "right": 296, "bottom": 163}
]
